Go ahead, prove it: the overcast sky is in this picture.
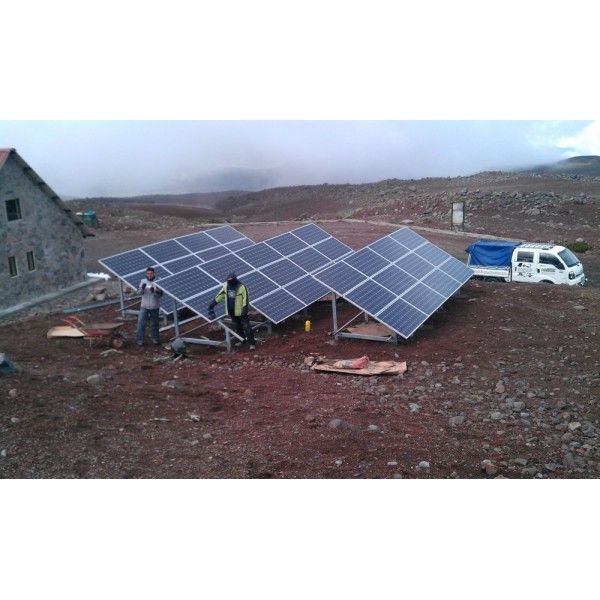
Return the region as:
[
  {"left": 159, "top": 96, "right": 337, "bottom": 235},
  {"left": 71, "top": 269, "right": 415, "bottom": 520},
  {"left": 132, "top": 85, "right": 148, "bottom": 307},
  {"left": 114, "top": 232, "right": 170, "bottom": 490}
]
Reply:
[
  {"left": 1, "top": 120, "right": 598, "bottom": 198},
  {"left": 2, "top": 4, "right": 598, "bottom": 199}
]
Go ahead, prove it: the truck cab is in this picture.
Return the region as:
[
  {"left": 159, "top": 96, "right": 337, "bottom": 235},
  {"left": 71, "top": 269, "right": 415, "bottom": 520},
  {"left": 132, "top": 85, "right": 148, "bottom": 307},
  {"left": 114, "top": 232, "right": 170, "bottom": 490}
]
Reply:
[{"left": 513, "top": 243, "right": 585, "bottom": 285}]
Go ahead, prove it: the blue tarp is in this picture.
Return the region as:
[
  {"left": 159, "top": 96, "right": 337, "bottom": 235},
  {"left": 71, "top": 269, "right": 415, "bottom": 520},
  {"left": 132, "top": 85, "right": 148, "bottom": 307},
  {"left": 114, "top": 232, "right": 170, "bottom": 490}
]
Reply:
[{"left": 465, "top": 240, "right": 522, "bottom": 266}]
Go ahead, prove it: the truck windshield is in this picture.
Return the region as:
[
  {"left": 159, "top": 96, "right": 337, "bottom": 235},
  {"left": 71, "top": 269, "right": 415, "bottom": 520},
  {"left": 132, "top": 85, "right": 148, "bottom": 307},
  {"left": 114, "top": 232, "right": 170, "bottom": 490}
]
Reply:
[{"left": 558, "top": 248, "right": 580, "bottom": 267}]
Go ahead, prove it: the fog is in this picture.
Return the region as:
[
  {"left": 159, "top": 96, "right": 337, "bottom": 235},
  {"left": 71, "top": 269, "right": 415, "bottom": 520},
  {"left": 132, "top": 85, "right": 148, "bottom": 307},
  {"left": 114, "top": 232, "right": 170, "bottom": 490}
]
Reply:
[{"left": 0, "top": 120, "right": 596, "bottom": 198}]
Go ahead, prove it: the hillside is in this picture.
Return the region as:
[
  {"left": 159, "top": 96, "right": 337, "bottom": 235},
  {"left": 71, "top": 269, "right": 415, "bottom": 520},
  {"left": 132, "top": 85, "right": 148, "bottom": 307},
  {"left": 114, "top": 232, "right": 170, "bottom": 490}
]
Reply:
[
  {"left": 522, "top": 155, "right": 600, "bottom": 177},
  {"left": 70, "top": 156, "right": 600, "bottom": 219},
  {"left": 211, "top": 171, "right": 600, "bottom": 228},
  {"left": 70, "top": 170, "right": 600, "bottom": 265},
  {"left": 70, "top": 158, "right": 600, "bottom": 244},
  {"left": 74, "top": 190, "right": 247, "bottom": 209}
]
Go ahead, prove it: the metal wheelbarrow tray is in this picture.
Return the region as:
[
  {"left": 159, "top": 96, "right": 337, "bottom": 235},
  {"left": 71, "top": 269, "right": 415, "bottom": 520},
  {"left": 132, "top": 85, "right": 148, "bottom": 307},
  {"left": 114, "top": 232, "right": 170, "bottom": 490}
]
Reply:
[{"left": 62, "top": 315, "right": 126, "bottom": 348}]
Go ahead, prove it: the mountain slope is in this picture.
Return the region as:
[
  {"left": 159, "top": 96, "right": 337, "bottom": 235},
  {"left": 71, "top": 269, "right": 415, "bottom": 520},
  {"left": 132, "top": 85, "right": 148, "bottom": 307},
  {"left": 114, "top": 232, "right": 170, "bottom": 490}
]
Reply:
[{"left": 522, "top": 155, "right": 600, "bottom": 177}]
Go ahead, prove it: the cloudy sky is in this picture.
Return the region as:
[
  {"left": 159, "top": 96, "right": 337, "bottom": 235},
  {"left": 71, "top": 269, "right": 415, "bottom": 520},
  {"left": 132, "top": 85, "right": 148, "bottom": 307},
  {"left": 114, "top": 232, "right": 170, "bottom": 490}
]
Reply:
[
  {"left": 1, "top": 120, "right": 598, "bottom": 198},
  {"left": 2, "top": 3, "right": 598, "bottom": 199}
]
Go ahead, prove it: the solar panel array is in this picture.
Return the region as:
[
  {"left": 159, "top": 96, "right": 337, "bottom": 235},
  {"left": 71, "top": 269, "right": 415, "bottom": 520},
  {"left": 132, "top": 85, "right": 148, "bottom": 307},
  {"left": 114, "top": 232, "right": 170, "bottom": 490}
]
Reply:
[
  {"left": 101, "top": 223, "right": 353, "bottom": 325},
  {"left": 313, "top": 227, "right": 473, "bottom": 338},
  {"left": 100, "top": 223, "right": 471, "bottom": 337}
]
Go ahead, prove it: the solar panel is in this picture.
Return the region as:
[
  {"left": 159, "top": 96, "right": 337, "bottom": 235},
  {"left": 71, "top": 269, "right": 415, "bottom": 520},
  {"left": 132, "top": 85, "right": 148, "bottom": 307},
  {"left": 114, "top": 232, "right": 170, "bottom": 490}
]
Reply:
[
  {"left": 165, "top": 255, "right": 203, "bottom": 274},
  {"left": 154, "top": 269, "right": 224, "bottom": 322},
  {"left": 122, "top": 264, "right": 171, "bottom": 290},
  {"left": 101, "top": 249, "right": 153, "bottom": 278},
  {"left": 314, "top": 237, "right": 354, "bottom": 261},
  {"left": 369, "top": 236, "right": 411, "bottom": 262},
  {"left": 437, "top": 257, "right": 473, "bottom": 284},
  {"left": 422, "top": 269, "right": 463, "bottom": 297},
  {"left": 402, "top": 282, "right": 446, "bottom": 314},
  {"left": 142, "top": 239, "right": 189, "bottom": 263},
  {"left": 196, "top": 246, "right": 232, "bottom": 262},
  {"left": 377, "top": 298, "right": 427, "bottom": 338},
  {"left": 237, "top": 242, "right": 283, "bottom": 268},
  {"left": 372, "top": 265, "right": 418, "bottom": 296},
  {"left": 227, "top": 238, "right": 255, "bottom": 252},
  {"left": 251, "top": 289, "right": 306, "bottom": 324},
  {"left": 285, "top": 275, "right": 330, "bottom": 305},
  {"left": 241, "top": 270, "right": 280, "bottom": 299},
  {"left": 265, "top": 232, "right": 309, "bottom": 255},
  {"left": 205, "top": 225, "right": 248, "bottom": 244},
  {"left": 344, "top": 248, "right": 389, "bottom": 277},
  {"left": 396, "top": 253, "right": 436, "bottom": 279},
  {"left": 261, "top": 259, "right": 306, "bottom": 286},
  {"left": 313, "top": 227, "right": 472, "bottom": 339},
  {"left": 290, "top": 223, "right": 331, "bottom": 245},
  {"left": 345, "top": 280, "right": 397, "bottom": 314},
  {"left": 314, "top": 262, "right": 365, "bottom": 295},
  {"left": 389, "top": 228, "right": 426, "bottom": 250},
  {"left": 287, "top": 247, "right": 332, "bottom": 272},
  {"left": 176, "top": 231, "right": 221, "bottom": 253},
  {"left": 200, "top": 254, "right": 254, "bottom": 282},
  {"left": 185, "top": 287, "right": 224, "bottom": 319},
  {"left": 414, "top": 242, "right": 451, "bottom": 267},
  {"left": 156, "top": 268, "right": 219, "bottom": 301}
]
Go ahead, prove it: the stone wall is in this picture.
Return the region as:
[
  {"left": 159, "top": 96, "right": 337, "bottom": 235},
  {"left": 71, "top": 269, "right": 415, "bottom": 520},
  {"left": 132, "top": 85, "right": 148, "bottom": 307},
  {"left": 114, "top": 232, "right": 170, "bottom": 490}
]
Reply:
[{"left": 0, "top": 155, "right": 87, "bottom": 311}]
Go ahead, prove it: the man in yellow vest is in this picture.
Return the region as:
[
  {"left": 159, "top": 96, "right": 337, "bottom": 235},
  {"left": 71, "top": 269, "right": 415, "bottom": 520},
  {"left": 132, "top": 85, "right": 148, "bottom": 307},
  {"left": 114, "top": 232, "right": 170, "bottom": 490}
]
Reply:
[{"left": 208, "top": 273, "right": 256, "bottom": 350}]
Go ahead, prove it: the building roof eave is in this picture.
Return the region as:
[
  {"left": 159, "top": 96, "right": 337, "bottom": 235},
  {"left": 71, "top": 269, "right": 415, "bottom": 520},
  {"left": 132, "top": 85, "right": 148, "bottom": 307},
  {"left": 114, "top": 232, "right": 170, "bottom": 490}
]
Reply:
[{"left": 0, "top": 148, "right": 94, "bottom": 238}]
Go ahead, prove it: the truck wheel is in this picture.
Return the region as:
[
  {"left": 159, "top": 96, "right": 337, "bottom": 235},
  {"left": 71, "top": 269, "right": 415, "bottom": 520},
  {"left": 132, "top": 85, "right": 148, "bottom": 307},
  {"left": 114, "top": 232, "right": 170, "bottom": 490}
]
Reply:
[{"left": 539, "top": 280, "right": 554, "bottom": 284}]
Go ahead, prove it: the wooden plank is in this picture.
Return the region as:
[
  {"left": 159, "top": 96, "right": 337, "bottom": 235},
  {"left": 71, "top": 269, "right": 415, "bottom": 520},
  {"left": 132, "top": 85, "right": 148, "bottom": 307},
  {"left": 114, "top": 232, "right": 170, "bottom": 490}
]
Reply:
[{"left": 47, "top": 326, "right": 85, "bottom": 338}]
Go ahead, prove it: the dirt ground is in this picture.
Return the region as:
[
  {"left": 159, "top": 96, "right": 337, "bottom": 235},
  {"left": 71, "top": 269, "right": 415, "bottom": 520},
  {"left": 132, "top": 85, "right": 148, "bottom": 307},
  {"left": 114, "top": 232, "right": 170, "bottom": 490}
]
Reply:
[{"left": 1, "top": 207, "right": 599, "bottom": 479}]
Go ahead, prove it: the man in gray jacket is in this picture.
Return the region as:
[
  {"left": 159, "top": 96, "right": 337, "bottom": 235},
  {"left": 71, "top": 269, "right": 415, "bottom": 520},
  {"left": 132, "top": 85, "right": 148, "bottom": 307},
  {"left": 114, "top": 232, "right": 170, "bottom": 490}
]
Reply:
[{"left": 136, "top": 267, "right": 163, "bottom": 346}]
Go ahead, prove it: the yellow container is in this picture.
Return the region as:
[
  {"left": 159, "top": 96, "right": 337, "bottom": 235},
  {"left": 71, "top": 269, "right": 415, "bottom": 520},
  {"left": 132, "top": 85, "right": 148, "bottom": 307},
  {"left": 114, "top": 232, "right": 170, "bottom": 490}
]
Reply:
[{"left": 305, "top": 320, "right": 311, "bottom": 332}]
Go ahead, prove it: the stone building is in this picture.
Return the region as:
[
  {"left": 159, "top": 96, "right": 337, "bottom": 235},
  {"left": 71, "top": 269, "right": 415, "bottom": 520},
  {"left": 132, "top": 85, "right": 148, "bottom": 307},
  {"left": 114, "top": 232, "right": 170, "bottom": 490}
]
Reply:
[{"left": 0, "top": 148, "right": 93, "bottom": 312}]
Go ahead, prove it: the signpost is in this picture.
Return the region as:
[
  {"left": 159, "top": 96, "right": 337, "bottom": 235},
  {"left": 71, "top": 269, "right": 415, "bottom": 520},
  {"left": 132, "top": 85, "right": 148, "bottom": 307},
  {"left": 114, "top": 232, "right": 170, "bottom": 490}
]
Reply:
[{"left": 451, "top": 201, "right": 465, "bottom": 231}]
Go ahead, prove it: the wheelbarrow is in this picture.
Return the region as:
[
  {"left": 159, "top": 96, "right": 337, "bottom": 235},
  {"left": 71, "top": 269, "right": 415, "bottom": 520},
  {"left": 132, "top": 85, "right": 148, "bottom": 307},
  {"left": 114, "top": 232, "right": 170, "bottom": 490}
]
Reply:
[{"left": 62, "top": 315, "right": 126, "bottom": 349}]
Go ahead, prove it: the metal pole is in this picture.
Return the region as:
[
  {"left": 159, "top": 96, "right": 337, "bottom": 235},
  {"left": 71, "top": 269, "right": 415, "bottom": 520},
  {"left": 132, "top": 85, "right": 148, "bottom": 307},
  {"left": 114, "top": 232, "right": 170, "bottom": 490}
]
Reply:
[
  {"left": 118, "top": 280, "right": 126, "bottom": 317},
  {"left": 172, "top": 297, "right": 180, "bottom": 337},
  {"left": 331, "top": 293, "right": 338, "bottom": 340},
  {"left": 63, "top": 298, "right": 122, "bottom": 314}
]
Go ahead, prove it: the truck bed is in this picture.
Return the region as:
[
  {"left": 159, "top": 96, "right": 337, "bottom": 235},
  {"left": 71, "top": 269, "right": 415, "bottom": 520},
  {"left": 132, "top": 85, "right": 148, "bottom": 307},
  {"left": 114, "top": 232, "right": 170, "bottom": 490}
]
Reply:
[{"left": 469, "top": 265, "right": 511, "bottom": 281}]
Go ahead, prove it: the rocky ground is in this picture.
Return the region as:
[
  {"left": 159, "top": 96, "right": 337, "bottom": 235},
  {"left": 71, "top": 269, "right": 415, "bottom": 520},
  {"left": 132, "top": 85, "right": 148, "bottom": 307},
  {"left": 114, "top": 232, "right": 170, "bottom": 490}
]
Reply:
[{"left": 1, "top": 174, "right": 599, "bottom": 479}]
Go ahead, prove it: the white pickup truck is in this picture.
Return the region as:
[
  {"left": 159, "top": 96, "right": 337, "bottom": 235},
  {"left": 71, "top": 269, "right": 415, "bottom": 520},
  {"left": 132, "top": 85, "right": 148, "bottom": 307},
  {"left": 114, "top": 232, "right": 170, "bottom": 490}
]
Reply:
[{"left": 465, "top": 240, "right": 586, "bottom": 285}]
